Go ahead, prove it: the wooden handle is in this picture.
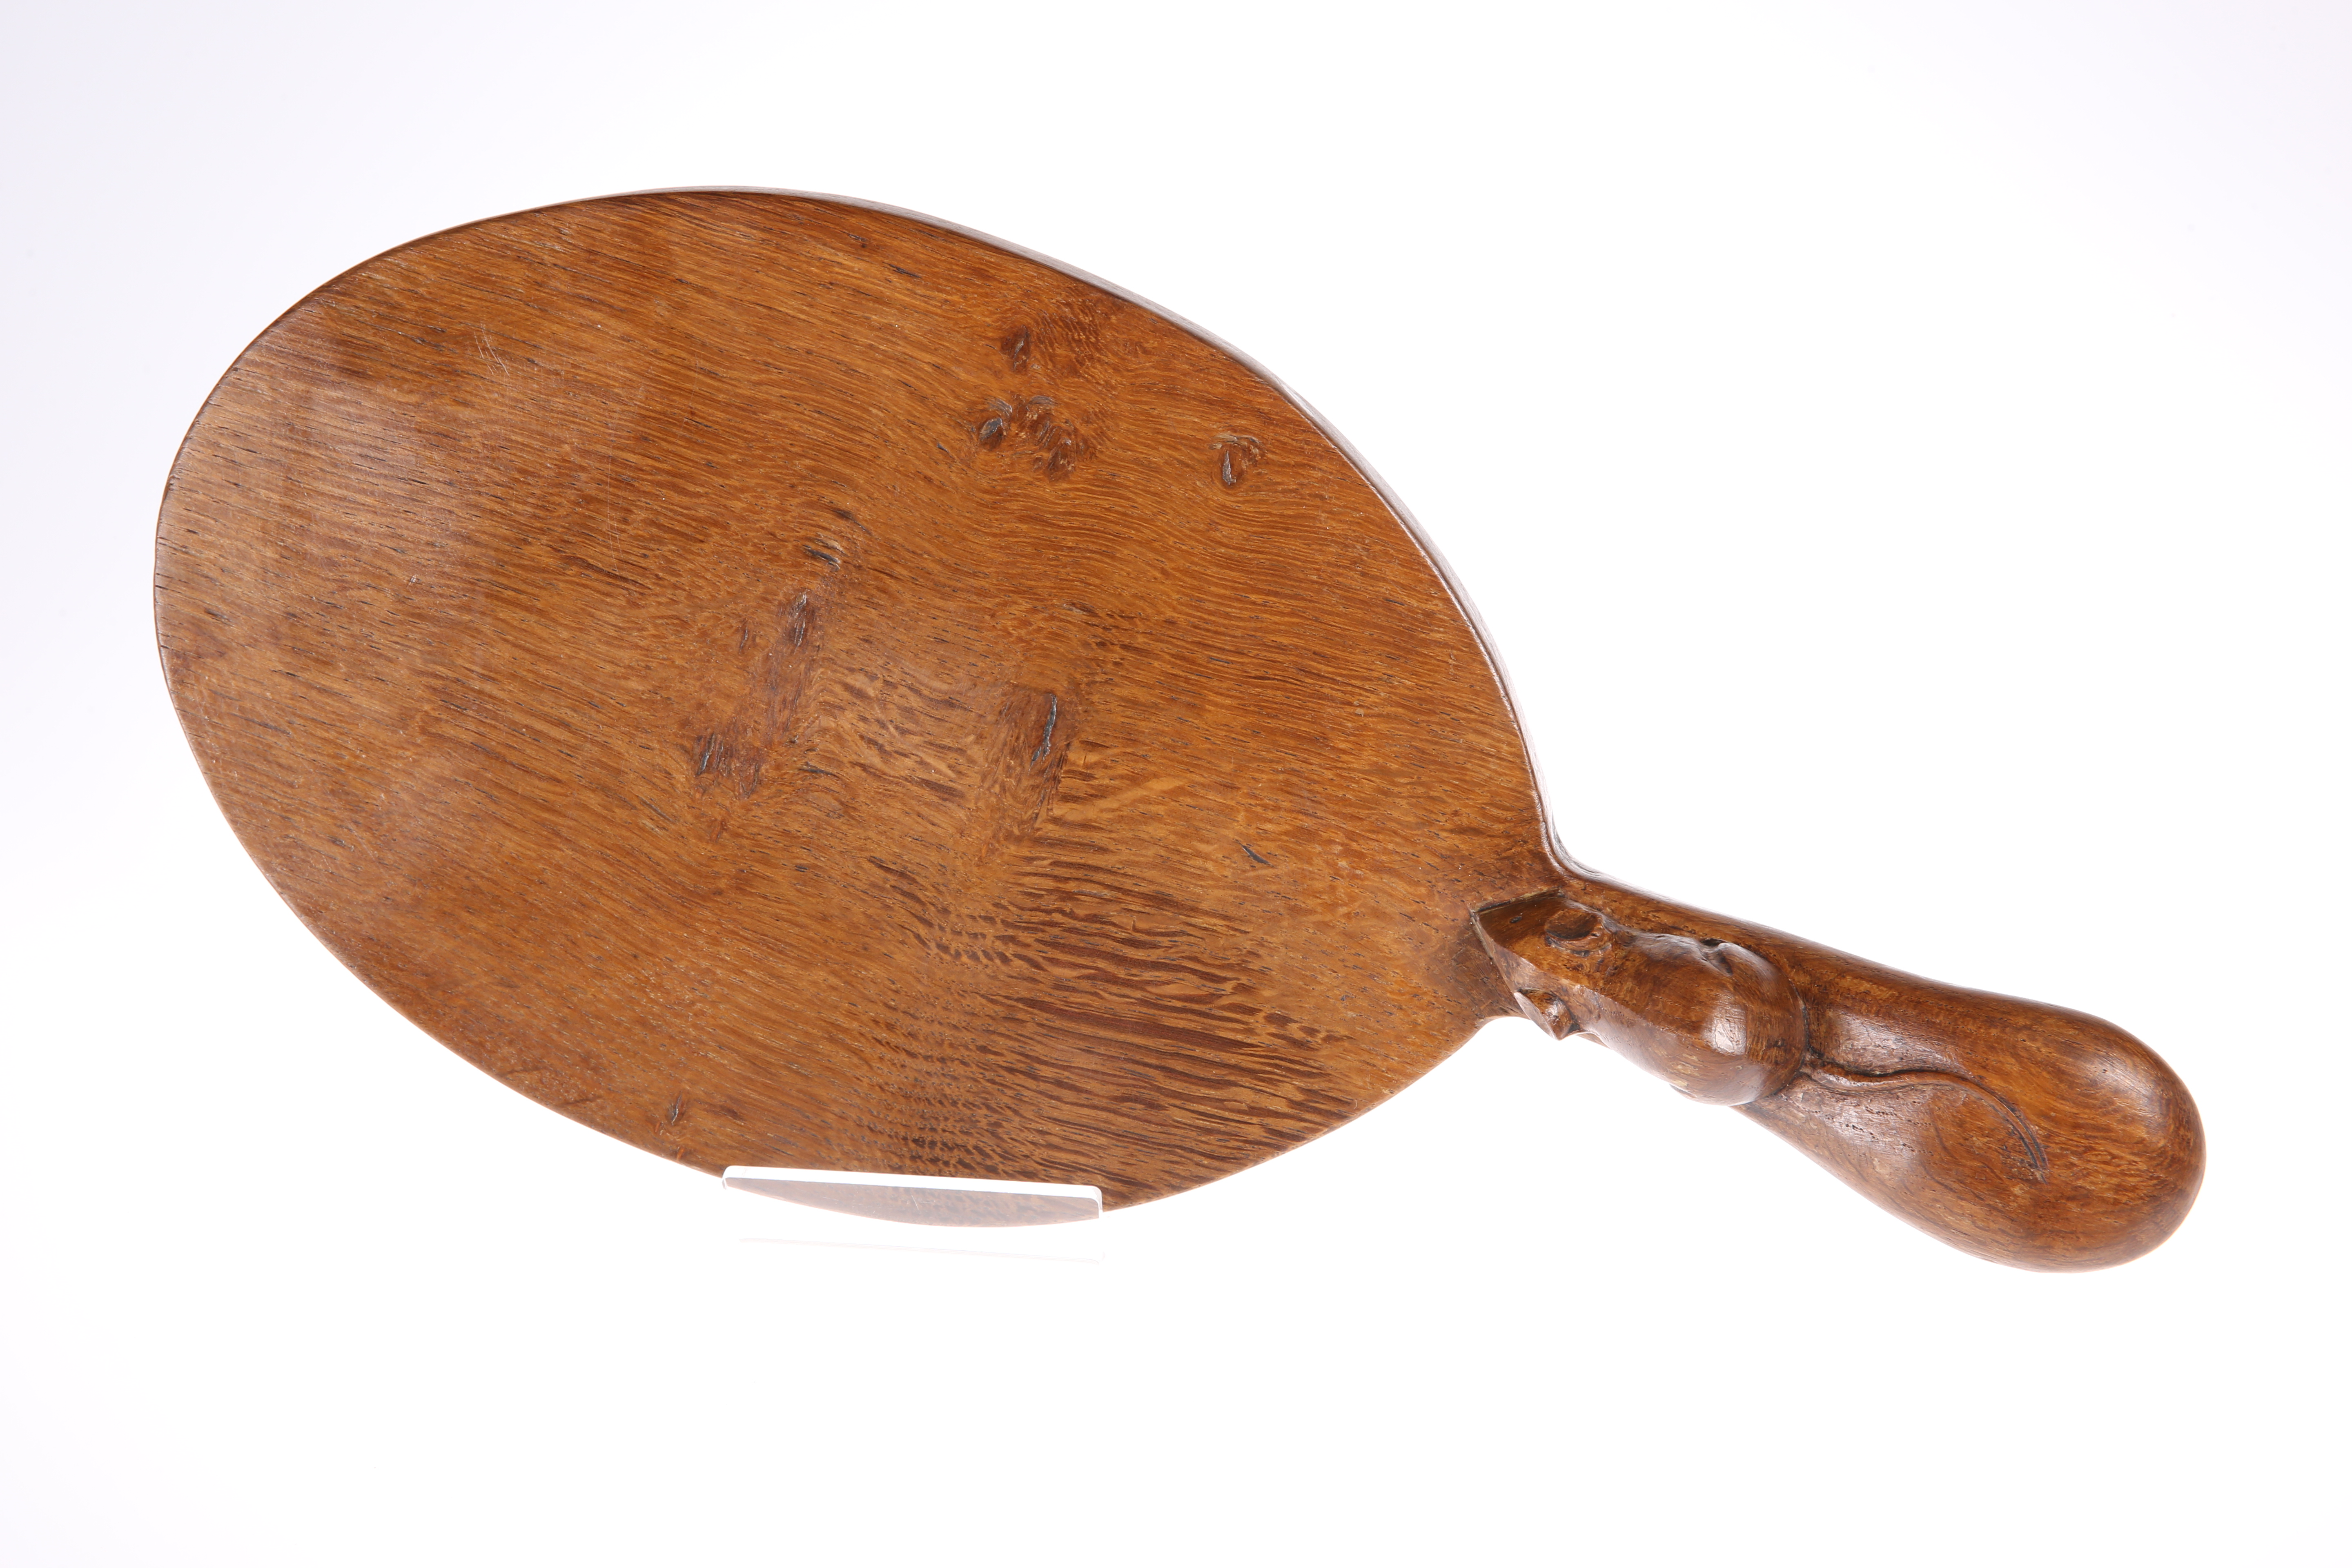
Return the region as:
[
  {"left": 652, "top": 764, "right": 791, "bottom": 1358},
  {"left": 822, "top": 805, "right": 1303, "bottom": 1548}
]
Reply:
[{"left": 1475, "top": 877, "right": 2203, "bottom": 1270}]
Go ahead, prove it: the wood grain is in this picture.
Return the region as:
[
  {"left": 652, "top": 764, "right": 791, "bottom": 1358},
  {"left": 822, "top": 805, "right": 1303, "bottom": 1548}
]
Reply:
[
  {"left": 157, "top": 190, "right": 2202, "bottom": 1267},
  {"left": 156, "top": 191, "right": 1553, "bottom": 1207}
]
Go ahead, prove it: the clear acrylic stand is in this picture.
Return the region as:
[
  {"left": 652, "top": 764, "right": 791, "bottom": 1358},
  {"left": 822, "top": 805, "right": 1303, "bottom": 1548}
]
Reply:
[{"left": 719, "top": 1167, "right": 1107, "bottom": 1263}]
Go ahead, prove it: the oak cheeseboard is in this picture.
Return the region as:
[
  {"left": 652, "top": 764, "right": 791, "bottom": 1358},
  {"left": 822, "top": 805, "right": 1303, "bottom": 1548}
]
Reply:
[{"left": 156, "top": 190, "right": 2202, "bottom": 1268}]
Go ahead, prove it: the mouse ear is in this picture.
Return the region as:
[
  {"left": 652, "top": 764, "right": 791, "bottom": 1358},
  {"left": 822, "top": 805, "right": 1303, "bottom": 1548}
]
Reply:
[
  {"left": 1540, "top": 903, "right": 1611, "bottom": 957},
  {"left": 1511, "top": 988, "right": 1582, "bottom": 1037}
]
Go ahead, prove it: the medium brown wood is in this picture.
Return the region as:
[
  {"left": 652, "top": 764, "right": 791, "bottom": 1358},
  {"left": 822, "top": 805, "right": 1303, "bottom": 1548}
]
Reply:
[
  {"left": 155, "top": 189, "right": 2202, "bottom": 1268},
  {"left": 1477, "top": 886, "right": 2201, "bottom": 1269}
]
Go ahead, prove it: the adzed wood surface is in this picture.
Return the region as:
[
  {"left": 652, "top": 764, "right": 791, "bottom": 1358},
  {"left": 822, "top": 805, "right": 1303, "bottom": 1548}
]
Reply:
[
  {"left": 157, "top": 191, "right": 1554, "bottom": 1208},
  {"left": 158, "top": 190, "right": 2202, "bottom": 1267}
]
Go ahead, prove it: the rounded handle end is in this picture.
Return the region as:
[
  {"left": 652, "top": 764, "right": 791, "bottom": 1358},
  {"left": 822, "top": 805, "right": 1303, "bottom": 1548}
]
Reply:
[
  {"left": 1741, "top": 979, "right": 2204, "bottom": 1271},
  {"left": 1478, "top": 883, "right": 2204, "bottom": 1270}
]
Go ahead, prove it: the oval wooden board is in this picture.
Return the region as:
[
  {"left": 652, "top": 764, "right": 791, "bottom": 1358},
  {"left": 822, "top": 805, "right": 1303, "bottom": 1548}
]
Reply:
[{"left": 156, "top": 190, "right": 1557, "bottom": 1205}]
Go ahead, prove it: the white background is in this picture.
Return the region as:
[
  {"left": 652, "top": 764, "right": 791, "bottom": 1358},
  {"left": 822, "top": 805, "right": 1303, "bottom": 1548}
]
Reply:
[{"left": 4, "top": 3, "right": 2346, "bottom": 1563}]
